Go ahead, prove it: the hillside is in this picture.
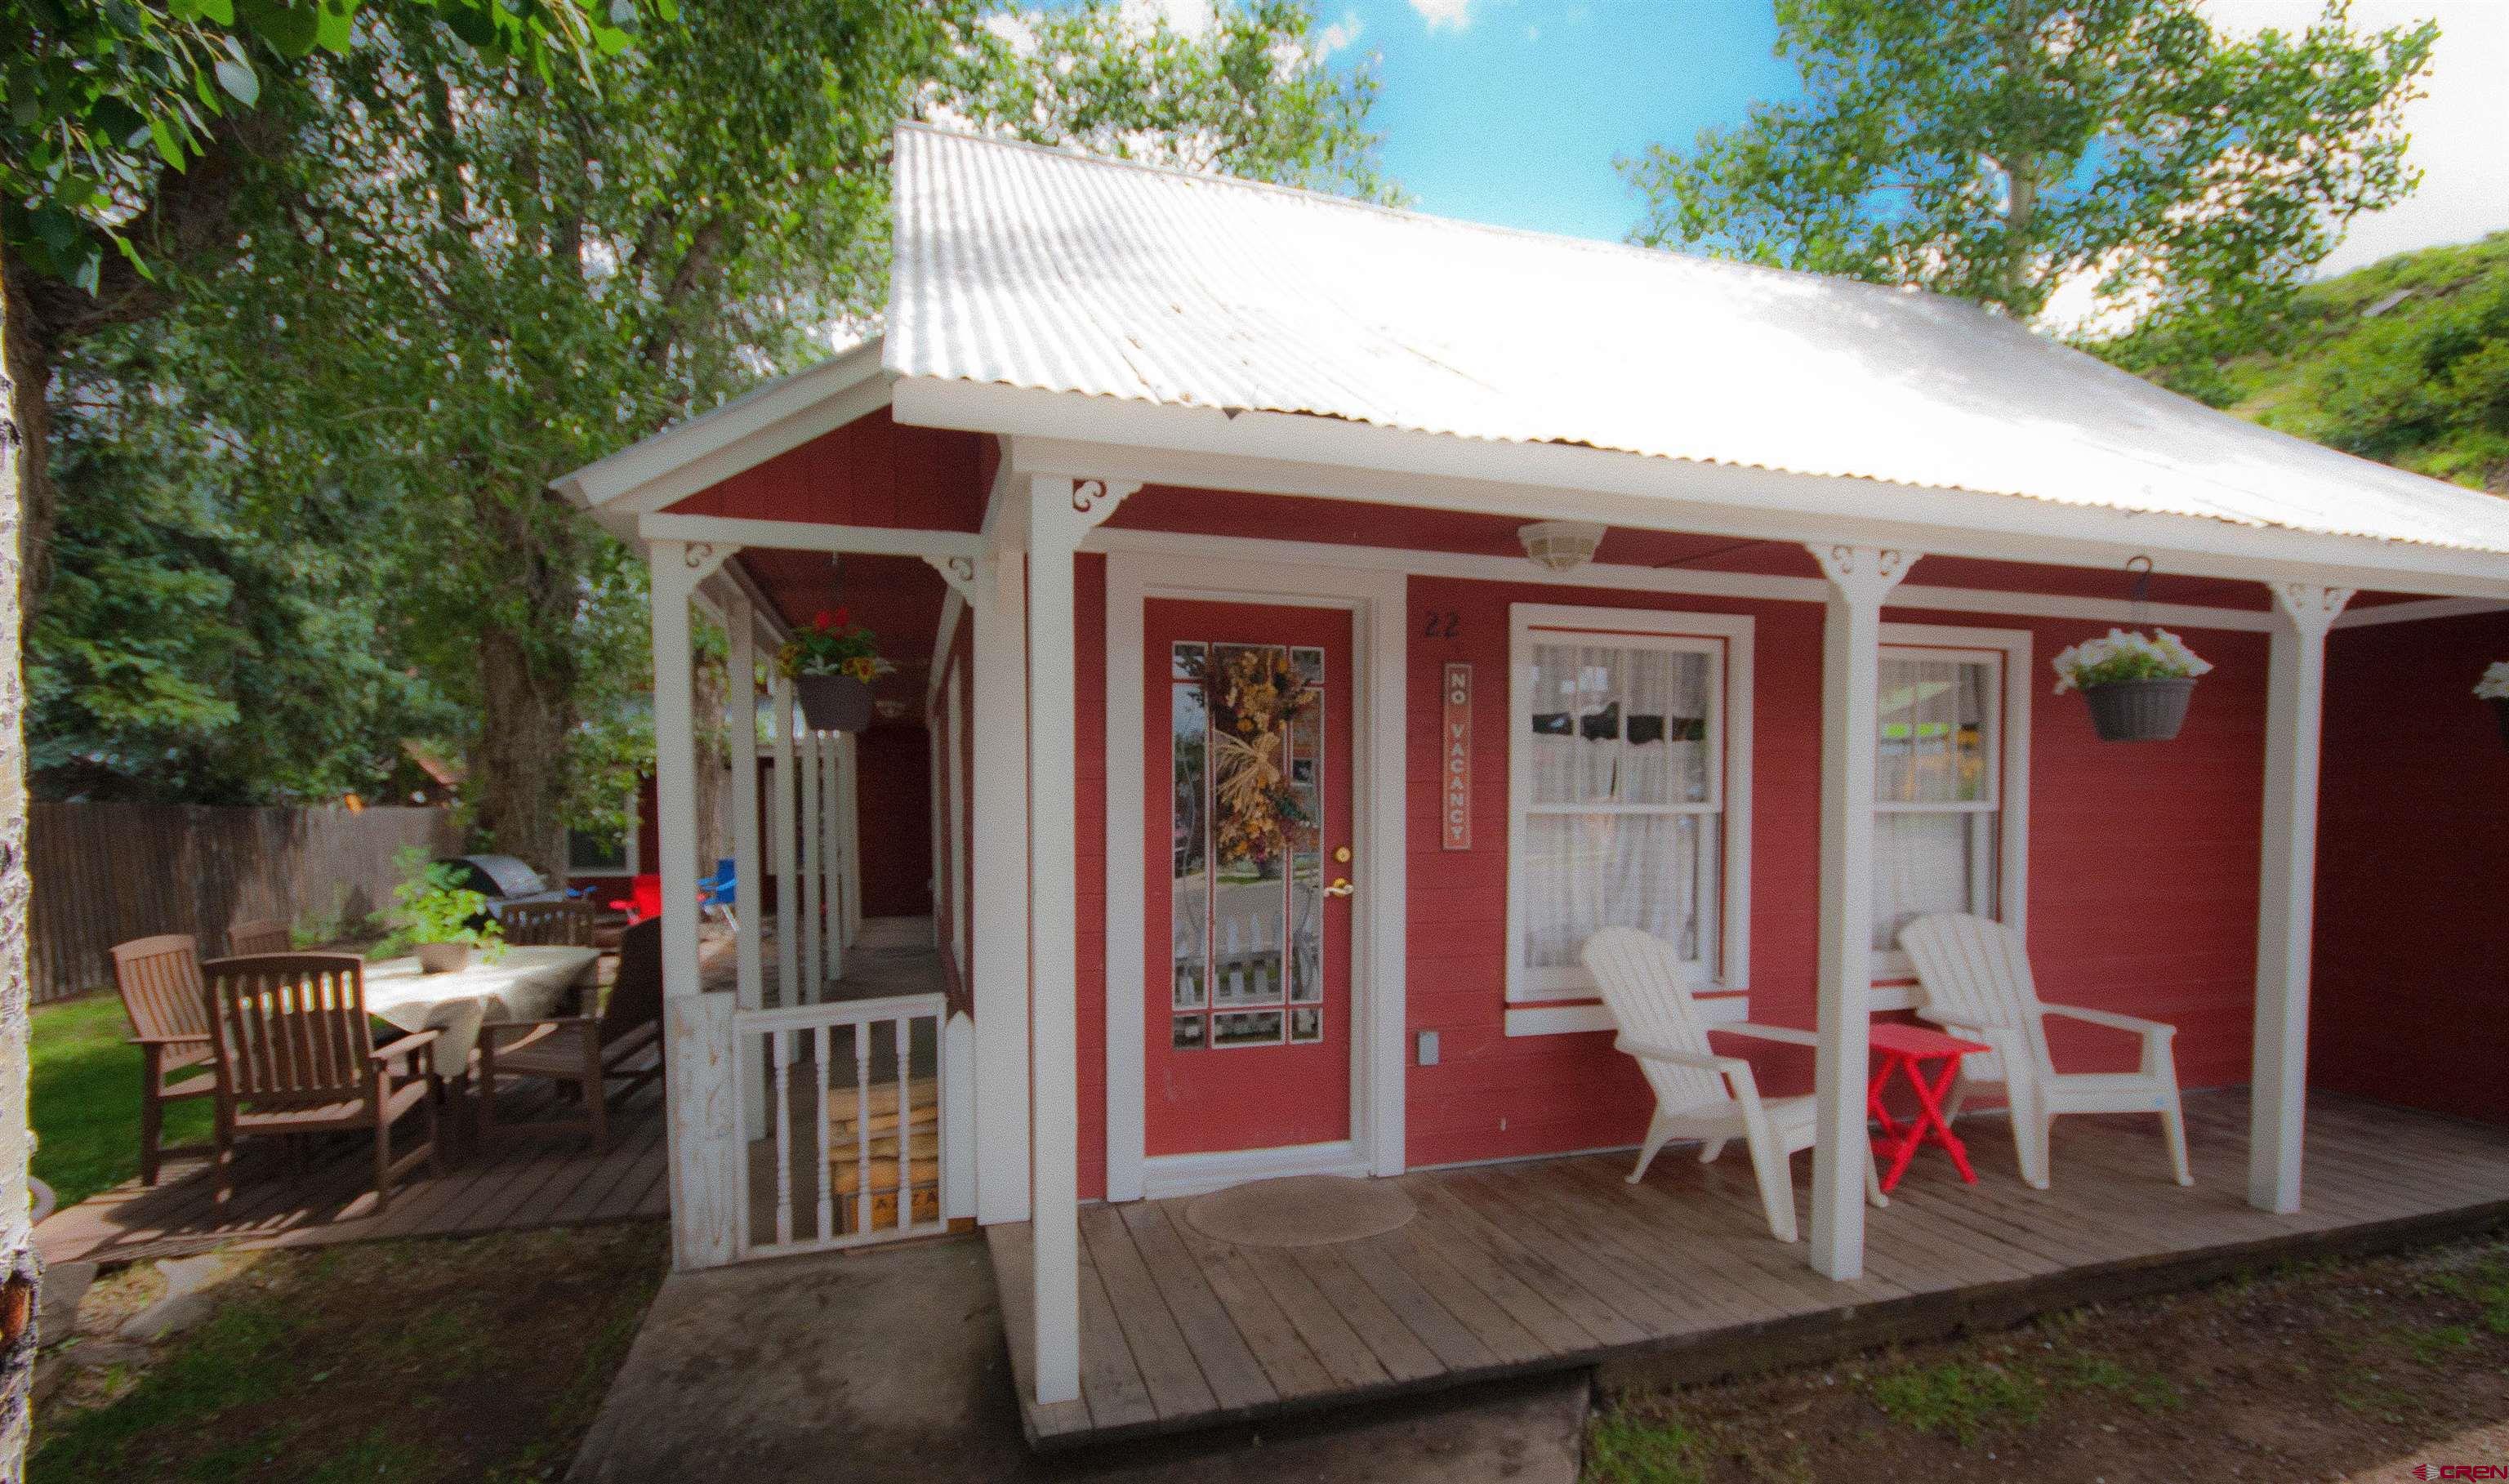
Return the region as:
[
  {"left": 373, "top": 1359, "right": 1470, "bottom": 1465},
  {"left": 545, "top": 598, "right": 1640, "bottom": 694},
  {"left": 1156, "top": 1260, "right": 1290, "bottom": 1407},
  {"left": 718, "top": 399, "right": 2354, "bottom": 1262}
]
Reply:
[{"left": 2205, "top": 231, "right": 2509, "bottom": 496}]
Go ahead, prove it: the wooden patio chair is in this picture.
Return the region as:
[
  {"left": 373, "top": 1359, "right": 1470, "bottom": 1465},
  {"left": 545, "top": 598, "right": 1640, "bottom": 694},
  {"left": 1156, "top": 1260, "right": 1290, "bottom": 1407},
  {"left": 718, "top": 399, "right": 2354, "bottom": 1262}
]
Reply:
[
  {"left": 109, "top": 934, "right": 220, "bottom": 1186},
  {"left": 1583, "top": 927, "right": 1883, "bottom": 1243},
  {"left": 202, "top": 953, "right": 444, "bottom": 1211},
  {"left": 500, "top": 898, "right": 596, "bottom": 947},
  {"left": 227, "top": 919, "right": 292, "bottom": 956},
  {"left": 477, "top": 916, "right": 663, "bottom": 1151},
  {"left": 1900, "top": 913, "right": 2191, "bottom": 1191}
]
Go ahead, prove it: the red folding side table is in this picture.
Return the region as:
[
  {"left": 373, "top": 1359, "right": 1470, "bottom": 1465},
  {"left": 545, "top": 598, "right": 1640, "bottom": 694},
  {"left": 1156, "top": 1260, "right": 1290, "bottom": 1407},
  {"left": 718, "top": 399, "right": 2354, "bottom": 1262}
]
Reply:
[{"left": 1867, "top": 1022, "right": 1994, "bottom": 1193}]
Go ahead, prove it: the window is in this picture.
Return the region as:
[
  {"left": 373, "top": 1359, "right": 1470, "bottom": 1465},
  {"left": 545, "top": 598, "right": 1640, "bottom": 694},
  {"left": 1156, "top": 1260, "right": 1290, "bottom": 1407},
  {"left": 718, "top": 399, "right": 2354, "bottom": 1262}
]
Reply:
[
  {"left": 1507, "top": 605, "right": 1752, "bottom": 1014},
  {"left": 568, "top": 818, "right": 635, "bottom": 876},
  {"left": 1873, "top": 626, "right": 2030, "bottom": 983}
]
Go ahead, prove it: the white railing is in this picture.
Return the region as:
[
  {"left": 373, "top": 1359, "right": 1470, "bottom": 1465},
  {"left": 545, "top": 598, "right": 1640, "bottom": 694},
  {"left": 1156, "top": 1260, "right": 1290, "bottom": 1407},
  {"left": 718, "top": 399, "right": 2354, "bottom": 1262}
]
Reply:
[{"left": 733, "top": 992, "right": 967, "bottom": 1259}]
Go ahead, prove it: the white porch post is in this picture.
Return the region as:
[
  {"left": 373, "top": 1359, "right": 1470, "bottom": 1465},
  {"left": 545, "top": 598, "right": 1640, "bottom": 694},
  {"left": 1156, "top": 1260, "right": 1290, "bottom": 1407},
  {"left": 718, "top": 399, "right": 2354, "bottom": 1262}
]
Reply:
[
  {"left": 1807, "top": 543, "right": 1918, "bottom": 1281},
  {"left": 2248, "top": 581, "right": 2351, "bottom": 1214},
  {"left": 773, "top": 675, "right": 799, "bottom": 1009},
  {"left": 1027, "top": 475, "right": 1136, "bottom": 1406},
  {"left": 651, "top": 539, "right": 741, "bottom": 1271},
  {"left": 800, "top": 724, "right": 824, "bottom": 998},
  {"left": 973, "top": 548, "right": 1033, "bottom": 1227},
  {"left": 820, "top": 732, "right": 846, "bottom": 980},
  {"left": 728, "top": 594, "right": 766, "bottom": 1140},
  {"left": 839, "top": 730, "right": 863, "bottom": 946}
]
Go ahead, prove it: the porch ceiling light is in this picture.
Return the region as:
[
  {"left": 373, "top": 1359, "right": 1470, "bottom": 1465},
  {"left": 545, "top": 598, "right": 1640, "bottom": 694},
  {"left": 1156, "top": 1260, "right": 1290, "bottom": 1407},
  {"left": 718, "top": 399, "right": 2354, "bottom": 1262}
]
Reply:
[{"left": 1518, "top": 520, "right": 1606, "bottom": 573}]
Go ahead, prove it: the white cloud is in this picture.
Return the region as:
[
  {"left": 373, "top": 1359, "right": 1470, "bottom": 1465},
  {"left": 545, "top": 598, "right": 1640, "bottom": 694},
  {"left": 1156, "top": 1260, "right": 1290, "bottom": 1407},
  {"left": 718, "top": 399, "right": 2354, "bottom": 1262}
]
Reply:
[
  {"left": 1409, "top": 0, "right": 1474, "bottom": 32},
  {"left": 2199, "top": 0, "right": 2509, "bottom": 274},
  {"left": 1120, "top": 0, "right": 1218, "bottom": 38},
  {"left": 1314, "top": 10, "right": 1363, "bottom": 60}
]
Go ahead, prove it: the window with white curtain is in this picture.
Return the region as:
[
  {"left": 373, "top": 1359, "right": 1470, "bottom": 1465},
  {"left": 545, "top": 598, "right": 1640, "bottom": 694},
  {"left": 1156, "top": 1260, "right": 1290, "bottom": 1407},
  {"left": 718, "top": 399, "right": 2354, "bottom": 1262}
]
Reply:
[
  {"left": 1507, "top": 606, "right": 1752, "bottom": 1008},
  {"left": 1872, "top": 631, "right": 2026, "bottom": 979}
]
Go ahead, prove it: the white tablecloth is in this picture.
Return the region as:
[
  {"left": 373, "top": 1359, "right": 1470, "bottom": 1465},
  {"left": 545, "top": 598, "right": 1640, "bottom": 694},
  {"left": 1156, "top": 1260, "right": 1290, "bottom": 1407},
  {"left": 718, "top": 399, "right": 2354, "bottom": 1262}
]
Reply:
[{"left": 364, "top": 947, "right": 600, "bottom": 1078}]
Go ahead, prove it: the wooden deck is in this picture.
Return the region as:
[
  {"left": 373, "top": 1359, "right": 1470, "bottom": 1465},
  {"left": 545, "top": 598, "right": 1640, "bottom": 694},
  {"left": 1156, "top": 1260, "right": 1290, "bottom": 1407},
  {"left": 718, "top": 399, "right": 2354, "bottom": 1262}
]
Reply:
[
  {"left": 34, "top": 1075, "right": 671, "bottom": 1267},
  {"left": 989, "top": 1090, "right": 2509, "bottom": 1447}
]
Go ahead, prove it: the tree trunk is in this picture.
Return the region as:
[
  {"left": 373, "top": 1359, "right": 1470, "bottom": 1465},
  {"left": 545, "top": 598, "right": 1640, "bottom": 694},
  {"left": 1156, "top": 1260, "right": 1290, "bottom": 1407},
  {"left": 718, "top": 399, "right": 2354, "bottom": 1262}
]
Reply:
[
  {"left": 470, "top": 632, "right": 577, "bottom": 888},
  {"left": 0, "top": 265, "right": 52, "bottom": 636},
  {"left": 0, "top": 242, "right": 46, "bottom": 1484}
]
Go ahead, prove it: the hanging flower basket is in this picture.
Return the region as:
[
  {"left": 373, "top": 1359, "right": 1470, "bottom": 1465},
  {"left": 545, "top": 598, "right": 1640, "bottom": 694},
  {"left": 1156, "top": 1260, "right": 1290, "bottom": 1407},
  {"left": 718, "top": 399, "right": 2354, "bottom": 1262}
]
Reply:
[
  {"left": 2052, "top": 629, "right": 2213, "bottom": 744},
  {"left": 794, "top": 673, "right": 875, "bottom": 733},
  {"left": 779, "top": 608, "right": 895, "bottom": 734},
  {"left": 2079, "top": 677, "right": 2198, "bottom": 742},
  {"left": 2478, "top": 663, "right": 2509, "bottom": 749}
]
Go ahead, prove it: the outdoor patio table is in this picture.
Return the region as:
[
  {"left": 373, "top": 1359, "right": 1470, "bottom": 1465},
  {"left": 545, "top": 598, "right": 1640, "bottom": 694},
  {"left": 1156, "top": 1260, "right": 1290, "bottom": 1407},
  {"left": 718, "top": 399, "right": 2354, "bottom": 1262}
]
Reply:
[
  {"left": 363, "top": 946, "right": 600, "bottom": 1079},
  {"left": 1866, "top": 1021, "right": 1993, "bottom": 1193}
]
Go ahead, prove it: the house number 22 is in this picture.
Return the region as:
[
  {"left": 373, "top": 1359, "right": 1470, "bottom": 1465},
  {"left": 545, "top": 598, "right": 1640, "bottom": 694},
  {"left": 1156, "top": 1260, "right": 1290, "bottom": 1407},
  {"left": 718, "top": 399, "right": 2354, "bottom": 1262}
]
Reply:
[{"left": 1422, "top": 609, "right": 1460, "bottom": 640}]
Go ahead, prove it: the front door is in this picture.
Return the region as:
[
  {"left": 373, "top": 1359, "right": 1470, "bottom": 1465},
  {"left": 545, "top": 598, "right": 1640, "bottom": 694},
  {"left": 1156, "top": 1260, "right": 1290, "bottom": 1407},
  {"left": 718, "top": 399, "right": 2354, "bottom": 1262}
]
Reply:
[{"left": 1144, "top": 599, "right": 1355, "bottom": 1158}]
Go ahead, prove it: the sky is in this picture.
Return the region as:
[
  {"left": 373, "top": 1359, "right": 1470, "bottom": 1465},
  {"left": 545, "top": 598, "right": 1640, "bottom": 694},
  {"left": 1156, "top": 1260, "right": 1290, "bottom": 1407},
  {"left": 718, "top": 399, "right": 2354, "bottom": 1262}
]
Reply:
[{"left": 1210, "top": 0, "right": 2509, "bottom": 279}]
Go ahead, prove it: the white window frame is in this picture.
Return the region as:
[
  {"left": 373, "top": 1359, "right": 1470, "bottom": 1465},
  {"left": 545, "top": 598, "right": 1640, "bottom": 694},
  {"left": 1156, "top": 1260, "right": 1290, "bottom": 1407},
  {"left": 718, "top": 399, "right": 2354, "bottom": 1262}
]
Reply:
[
  {"left": 1504, "top": 604, "right": 1754, "bottom": 1036},
  {"left": 1871, "top": 622, "right": 2032, "bottom": 1007},
  {"left": 568, "top": 810, "right": 640, "bottom": 877}
]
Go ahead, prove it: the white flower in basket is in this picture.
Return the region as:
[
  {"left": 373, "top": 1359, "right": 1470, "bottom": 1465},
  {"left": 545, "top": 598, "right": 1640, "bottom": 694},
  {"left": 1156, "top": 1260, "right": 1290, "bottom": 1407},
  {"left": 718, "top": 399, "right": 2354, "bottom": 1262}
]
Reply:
[
  {"left": 2476, "top": 662, "right": 2509, "bottom": 701},
  {"left": 2049, "top": 628, "right": 2214, "bottom": 694}
]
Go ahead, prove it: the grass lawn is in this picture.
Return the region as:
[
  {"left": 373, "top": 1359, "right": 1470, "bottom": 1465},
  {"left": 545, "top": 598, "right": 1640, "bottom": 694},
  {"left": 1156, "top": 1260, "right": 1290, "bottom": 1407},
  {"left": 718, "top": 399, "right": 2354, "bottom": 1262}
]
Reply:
[
  {"left": 32, "top": 994, "right": 210, "bottom": 1210},
  {"left": 1584, "top": 1231, "right": 2509, "bottom": 1483},
  {"left": 32, "top": 1221, "right": 666, "bottom": 1484}
]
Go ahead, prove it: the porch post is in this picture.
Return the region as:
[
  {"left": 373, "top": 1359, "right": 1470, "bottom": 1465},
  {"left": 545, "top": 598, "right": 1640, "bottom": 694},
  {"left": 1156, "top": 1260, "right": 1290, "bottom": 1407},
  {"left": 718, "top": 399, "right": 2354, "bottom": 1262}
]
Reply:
[
  {"left": 1807, "top": 543, "right": 1918, "bottom": 1281},
  {"left": 728, "top": 592, "right": 766, "bottom": 1140},
  {"left": 839, "top": 730, "right": 862, "bottom": 946},
  {"left": 651, "top": 539, "right": 741, "bottom": 1271},
  {"left": 838, "top": 733, "right": 858, "bottom": 979},
  {"left": 801, "top": 724, "right": 823, "bottom": 998},
  {"left": 773, "top": 675, "right": 799, "bottom": 1008},
  {"left": 2248, "top": 581, "right": 2351, "bottom": 1214},
  {"left": 972, "top": 547, "right": 1033, "bottom": 1227},
  {"left": 1027, "top": 475, "right": 1136, "bottom": 1406}
]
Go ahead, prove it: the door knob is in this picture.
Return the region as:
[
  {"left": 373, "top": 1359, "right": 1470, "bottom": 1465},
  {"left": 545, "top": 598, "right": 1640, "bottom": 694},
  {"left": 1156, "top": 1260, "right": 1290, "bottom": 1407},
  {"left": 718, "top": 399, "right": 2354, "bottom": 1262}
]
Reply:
[{"left": 1322, "top": 877, "right": 1355, "bottom": 899}]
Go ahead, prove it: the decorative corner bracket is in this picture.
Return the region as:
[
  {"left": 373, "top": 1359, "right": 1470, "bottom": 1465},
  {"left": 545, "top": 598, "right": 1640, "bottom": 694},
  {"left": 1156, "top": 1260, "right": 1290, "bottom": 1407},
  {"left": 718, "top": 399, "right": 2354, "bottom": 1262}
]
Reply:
[
  {"left": 925, "top": 554, "right": 979, "bottom": 604},
  {"left": 2269, "top": 582, "right": 2354, "bottom": 639},
  {"left": 651, "top": 538, "right": 736, "bottom": 605},
  {"left": 1808, "top": 543, "right": 1919, "bottom": 608},
  {"left": 1032, "top": 476, "right": 1141, "bottom": 550}
]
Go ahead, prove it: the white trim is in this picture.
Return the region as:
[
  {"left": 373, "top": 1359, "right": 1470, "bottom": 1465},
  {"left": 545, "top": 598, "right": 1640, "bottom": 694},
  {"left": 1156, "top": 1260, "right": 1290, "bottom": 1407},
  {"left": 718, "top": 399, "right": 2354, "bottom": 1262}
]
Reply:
[
  {"left": 972, "top": 547, "right": 1033, "bottom": 1227},
  {"left": 1139, "top": 1141, "right": 1370, "bottom": 1201},
  {"left": 2330, "top": 596, "right": 2509, "bottom": 629},
  {"left": 938, "top": 394, "right": 2509, "bottom": 599},
  {"left": 1503, "top": 604, "right": 1755, "bottom": 1027},
  {"left": 638, "top": 512, "right": 983, "bottom": 562},
  {"left": 555, "top": 340, "right": 890, "bottom": 534},
  {"left": 946, "top": 670, "right": 969, "bottom": 980},
  {"left": 772, "top": 677, "right": 799, "bottom": 1007},
  {"left": 1871, "top": 623, "right": 2034, "bottom": 981},
  {"left": 1103, "top": 550, "right": 1409, "bottom": 1203},
  {"left": 1086, "top": 525, "right": 2283, "bottom": 634},
  {"left": 1503, "top": 993, "right": 1748, "bottom": 1037}
]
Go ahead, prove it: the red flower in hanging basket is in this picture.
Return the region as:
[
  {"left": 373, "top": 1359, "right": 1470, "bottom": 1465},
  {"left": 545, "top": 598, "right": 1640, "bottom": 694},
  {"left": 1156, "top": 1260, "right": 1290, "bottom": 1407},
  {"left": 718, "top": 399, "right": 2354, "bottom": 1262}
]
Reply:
[{"left": 811, "top": 609, "right": 835, "bottom": 631}]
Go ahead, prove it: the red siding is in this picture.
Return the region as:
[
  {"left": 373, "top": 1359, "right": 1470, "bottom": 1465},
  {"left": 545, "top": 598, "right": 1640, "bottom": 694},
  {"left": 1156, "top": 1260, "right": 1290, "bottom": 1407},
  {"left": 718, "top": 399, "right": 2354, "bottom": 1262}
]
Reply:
[
  {"left": 666, "top": 409, "right": 988, "bottom": 533},
  {"left": 854, "top": 723, "right": 935, "bottom": 919},
  {"left": 2312, "top": 609, "right": 2509, "bottom": 1125},
  {"left": 1061, "top": 556, "right": 2277, "bottom": 1181}
]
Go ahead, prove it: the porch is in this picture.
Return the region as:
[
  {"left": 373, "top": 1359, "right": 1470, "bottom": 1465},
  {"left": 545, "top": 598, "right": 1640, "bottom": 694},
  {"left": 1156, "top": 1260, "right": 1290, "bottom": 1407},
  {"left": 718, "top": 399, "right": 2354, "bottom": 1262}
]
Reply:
[{"left": 989, "top": 1089, "right": 2509, "bottom": 1447}]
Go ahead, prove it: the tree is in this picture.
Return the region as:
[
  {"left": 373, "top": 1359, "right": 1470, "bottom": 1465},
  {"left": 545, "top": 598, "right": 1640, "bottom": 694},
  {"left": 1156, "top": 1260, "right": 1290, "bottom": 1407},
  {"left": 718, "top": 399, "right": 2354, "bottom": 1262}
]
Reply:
[
  {"left": 1620, "top": 0, "right": 2435, "bottom": 366},
  {"left": 0, "top": 6, "right": 654, "bottom": 1472},
  {"left": 70, "top": 0, "right": 1392, "bottom": 877}
]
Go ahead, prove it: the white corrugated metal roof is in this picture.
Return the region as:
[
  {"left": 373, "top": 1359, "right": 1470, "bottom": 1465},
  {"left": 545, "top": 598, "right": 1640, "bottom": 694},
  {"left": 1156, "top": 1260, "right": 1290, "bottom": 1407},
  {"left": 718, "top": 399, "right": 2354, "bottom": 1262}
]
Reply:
[{"left": 885, "top": 123, "right": 2509, "bottom": 559}]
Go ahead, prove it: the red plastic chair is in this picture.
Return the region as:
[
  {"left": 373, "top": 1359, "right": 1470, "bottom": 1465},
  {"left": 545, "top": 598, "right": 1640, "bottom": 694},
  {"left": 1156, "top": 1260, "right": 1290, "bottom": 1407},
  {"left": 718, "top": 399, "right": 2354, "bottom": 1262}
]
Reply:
[{"left": 608, "top": 873, "right": 662, "bottom": 924}]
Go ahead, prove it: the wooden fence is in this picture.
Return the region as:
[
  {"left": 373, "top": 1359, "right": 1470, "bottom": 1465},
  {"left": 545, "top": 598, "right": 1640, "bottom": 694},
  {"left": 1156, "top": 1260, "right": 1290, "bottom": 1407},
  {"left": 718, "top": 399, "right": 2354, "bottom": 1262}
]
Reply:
[{"left": 26, "top": 802, "right": 461, "bottom": 1003}]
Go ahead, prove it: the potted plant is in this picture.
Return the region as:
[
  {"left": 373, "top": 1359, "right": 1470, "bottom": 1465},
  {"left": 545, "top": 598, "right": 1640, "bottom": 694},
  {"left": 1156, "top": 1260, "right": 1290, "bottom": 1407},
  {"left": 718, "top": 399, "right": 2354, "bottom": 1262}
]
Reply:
[
  {"left": 2479, "top": 662, "right": 2509, "bottom": 747},
  {"left": 778, "top": 607, "right": 896, "bottom": 733},
  {"left": 2051, "top": 628, "right": 2214, "bottom": 742},
  {"left": 390, "top": 847, "right": 505, "bottom": 974}
]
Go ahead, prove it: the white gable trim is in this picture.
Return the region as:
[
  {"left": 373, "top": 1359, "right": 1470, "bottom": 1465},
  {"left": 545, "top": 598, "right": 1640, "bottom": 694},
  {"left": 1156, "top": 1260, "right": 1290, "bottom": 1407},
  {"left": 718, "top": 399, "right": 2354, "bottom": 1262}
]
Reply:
[
  {"left": 555, "top": 339, "right": 893, "bottom": 539},
  {"left": 898, "top": 382, "right": 2509, "bottom": 599}
]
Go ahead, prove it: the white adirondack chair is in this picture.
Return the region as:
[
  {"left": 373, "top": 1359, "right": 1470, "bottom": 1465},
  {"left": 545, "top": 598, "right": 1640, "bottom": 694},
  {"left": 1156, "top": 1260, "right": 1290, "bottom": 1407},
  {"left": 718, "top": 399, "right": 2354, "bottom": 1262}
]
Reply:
[
  {"left": 1582, "top": 927, "right": 1884, "bottom": 1243},
  {"left": 1899, "top": 913, "right": 2192, "bottom": 1191}
]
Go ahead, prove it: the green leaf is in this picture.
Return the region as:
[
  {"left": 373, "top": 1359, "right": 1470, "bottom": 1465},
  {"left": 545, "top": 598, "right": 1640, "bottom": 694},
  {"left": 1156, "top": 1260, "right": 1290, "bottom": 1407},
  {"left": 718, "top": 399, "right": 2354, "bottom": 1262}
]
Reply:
[
  {"left": 213, "top": 51, "right": 261, "bottom": 106},
  {"left": 147, "top": 115, "right": 187, "bottom": 170},
  {"left": 315, "top": 0, "right": 356, "bottom": 54},
  {"left": 237, "top": 0, "right": 323, "bottom": 57}
]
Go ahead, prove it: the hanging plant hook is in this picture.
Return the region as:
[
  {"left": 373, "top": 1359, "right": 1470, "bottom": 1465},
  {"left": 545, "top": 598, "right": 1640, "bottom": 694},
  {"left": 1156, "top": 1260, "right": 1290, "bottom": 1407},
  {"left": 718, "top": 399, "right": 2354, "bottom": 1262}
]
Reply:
[{"left": 2124, "top": 555, "right": 2154, "bottom": 628}]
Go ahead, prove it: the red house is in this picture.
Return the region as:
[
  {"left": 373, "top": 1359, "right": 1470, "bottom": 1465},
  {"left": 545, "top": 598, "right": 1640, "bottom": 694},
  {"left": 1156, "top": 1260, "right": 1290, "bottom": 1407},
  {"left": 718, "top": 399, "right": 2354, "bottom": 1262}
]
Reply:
[{"left": 559, "top": 126, "right": 2509, "bottom": 1445}]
